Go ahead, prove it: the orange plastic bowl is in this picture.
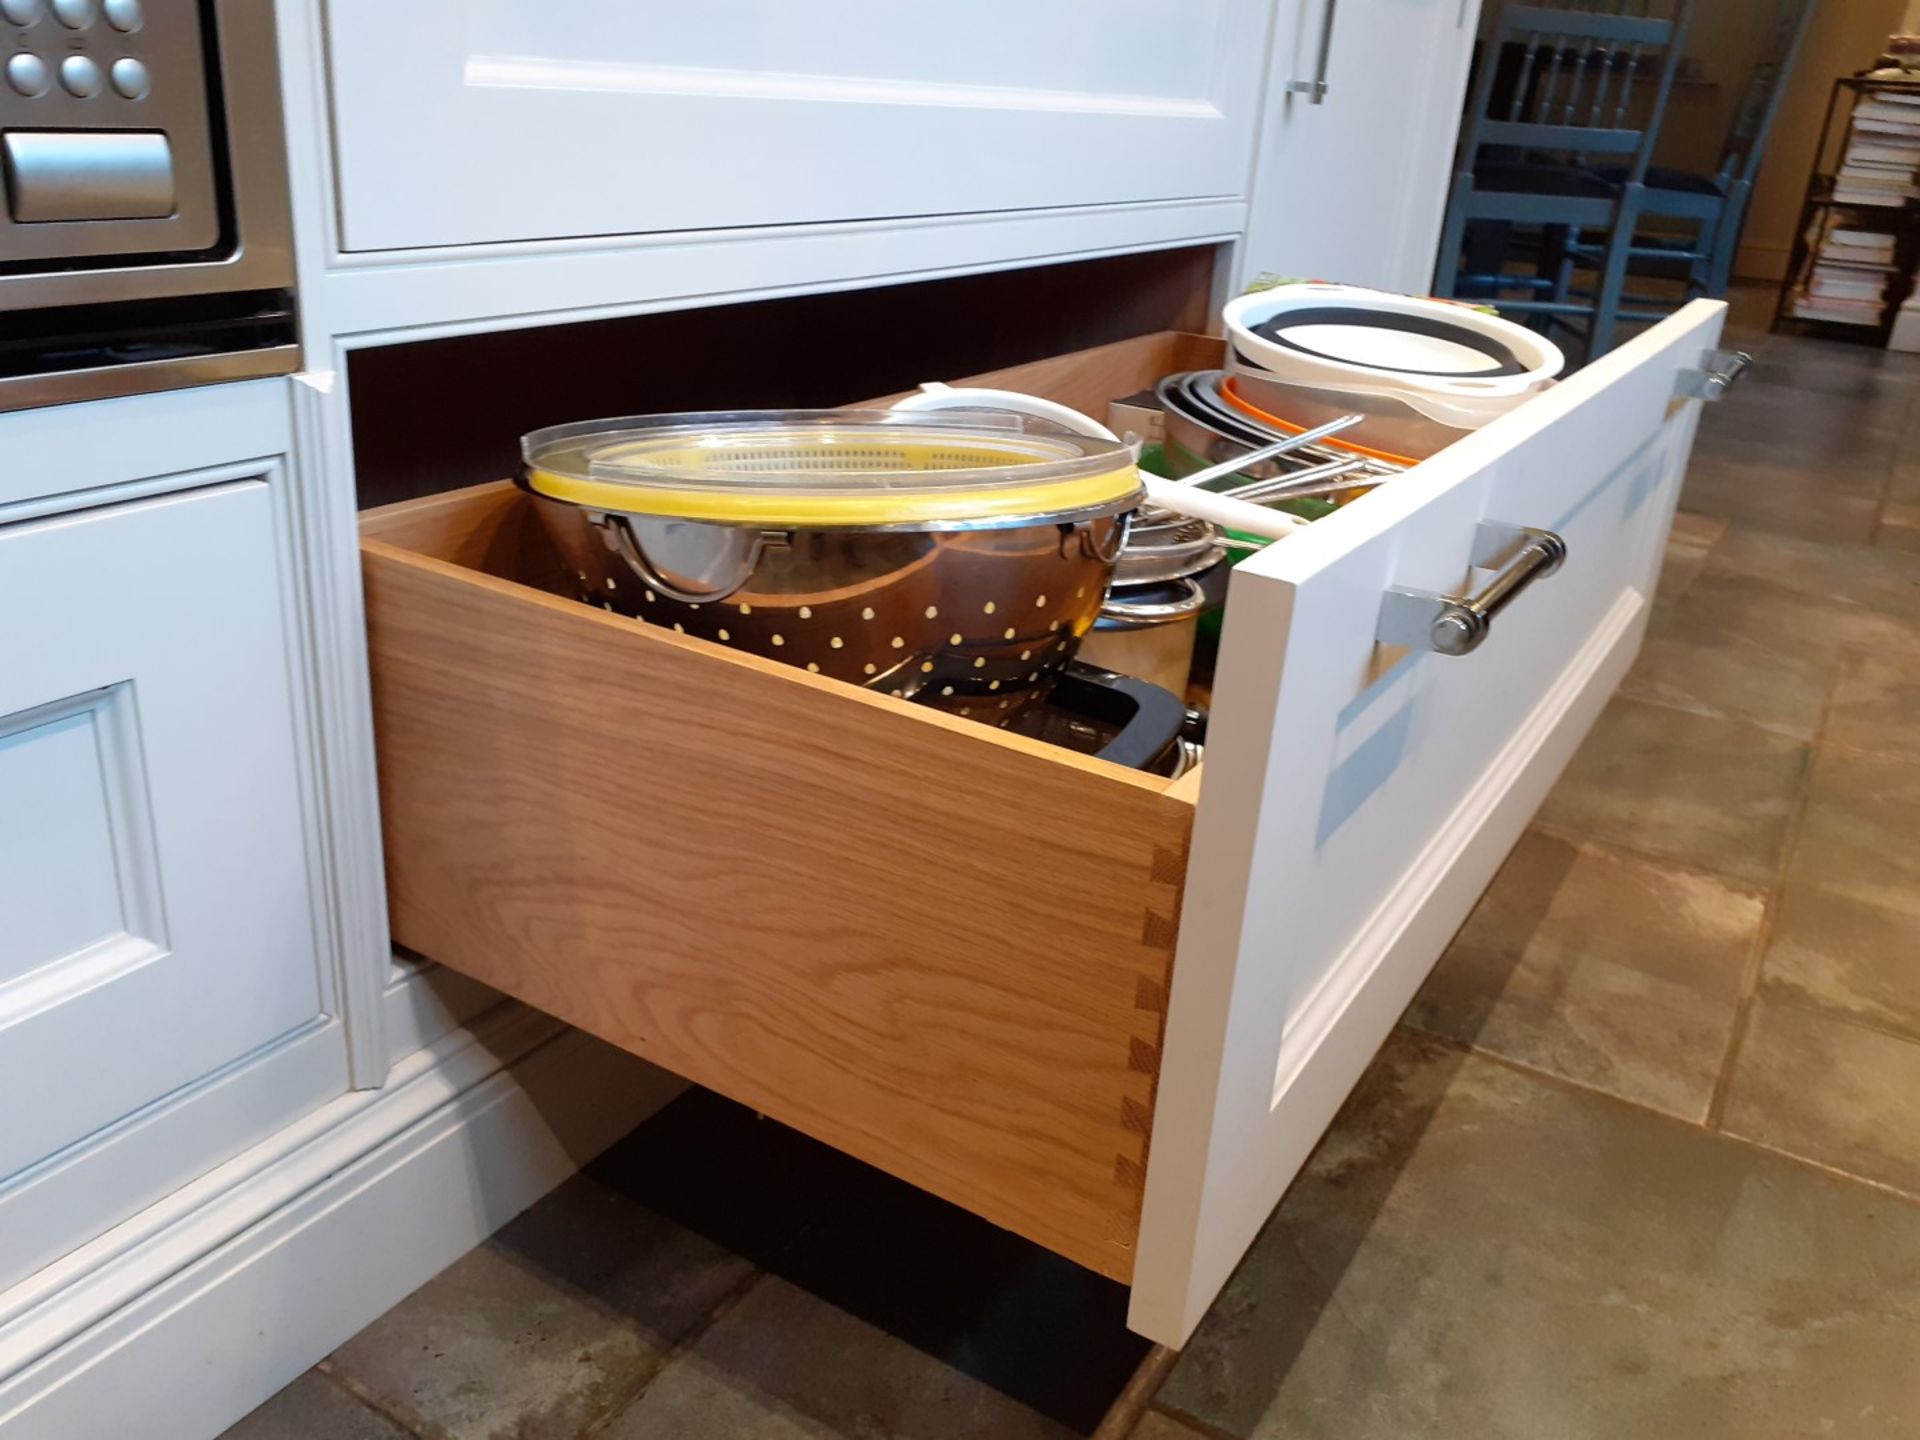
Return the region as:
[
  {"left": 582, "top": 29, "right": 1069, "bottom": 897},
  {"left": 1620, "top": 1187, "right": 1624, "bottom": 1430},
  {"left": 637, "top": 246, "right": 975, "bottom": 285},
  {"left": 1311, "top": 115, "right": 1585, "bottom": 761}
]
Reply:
[{"left": 1218, "top": 376, "right": 1422, "bottom": 469}]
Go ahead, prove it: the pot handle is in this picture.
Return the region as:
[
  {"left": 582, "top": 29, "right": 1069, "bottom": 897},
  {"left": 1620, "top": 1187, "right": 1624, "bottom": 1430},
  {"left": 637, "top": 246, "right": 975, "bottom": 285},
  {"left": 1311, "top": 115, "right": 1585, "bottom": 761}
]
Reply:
[
  {"left": 1053, "top": 661, "right": 1189, "bottom": 772},
  {"left": 1099, "top": 575, "right": 1208, "bottom": 625},
  {"left": 592, "top": 514, "right": 775, "bottom": 605}
]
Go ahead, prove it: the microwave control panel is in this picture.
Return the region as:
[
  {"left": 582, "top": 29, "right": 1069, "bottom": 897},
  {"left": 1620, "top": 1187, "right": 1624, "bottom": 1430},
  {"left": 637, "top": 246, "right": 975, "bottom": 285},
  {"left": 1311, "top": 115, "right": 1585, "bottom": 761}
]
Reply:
[{"left": 0, "top": 0, "right": 221, "bottom": 264}]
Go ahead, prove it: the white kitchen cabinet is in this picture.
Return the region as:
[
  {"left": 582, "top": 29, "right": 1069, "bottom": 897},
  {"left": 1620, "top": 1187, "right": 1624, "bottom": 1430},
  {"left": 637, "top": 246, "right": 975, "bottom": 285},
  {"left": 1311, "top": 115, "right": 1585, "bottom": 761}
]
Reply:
[
  {"left": 0, "top": 393, "right": 345, "bottom": 1295},
  {"left": 1240, "top": 0, "right": 1481, "bottom": 291},
  {"left": 357, "top": 297, "right": 1729, "bottom": 1346},
  {"left": 319, "top": 0, "right": 1273, "bottom": 254}
]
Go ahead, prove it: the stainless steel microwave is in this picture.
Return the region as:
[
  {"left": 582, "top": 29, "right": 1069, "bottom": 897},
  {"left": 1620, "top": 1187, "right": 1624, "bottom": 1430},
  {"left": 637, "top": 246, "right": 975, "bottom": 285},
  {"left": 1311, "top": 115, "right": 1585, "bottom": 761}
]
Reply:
[{"left": 0, "top": 0, "right": 297, "bottom": 410}]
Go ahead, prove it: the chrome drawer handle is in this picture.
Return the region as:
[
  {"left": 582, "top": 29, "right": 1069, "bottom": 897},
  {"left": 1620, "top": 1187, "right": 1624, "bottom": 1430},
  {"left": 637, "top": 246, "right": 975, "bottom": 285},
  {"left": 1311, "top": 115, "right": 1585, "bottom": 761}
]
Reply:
[
  {"left": 1677, "top": 348, "right": 1750, "bottom": 401},
  {"left": 1377, "top": 523, "right": 1567, "bottom": 657},
  {"left": 1286, "top": 0, "right": 1338, "bottom": 103}
]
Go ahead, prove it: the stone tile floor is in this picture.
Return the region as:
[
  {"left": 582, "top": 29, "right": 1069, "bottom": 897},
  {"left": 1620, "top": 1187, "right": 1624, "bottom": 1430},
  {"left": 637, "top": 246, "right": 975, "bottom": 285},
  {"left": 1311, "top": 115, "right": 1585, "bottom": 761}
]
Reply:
[{"left": 224, "top": 286, "right": 1920, "bottom": 1438}]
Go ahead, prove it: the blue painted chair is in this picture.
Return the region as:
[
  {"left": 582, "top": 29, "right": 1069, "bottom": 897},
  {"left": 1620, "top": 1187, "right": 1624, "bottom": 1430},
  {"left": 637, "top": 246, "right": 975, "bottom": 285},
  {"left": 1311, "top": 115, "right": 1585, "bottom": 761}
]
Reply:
[
  {"left": 1433, "top": 0, "right": 1695, "bottom": 359},
  {"left": 1577, "top": 0, "right": 1815, "bottom": 306}
]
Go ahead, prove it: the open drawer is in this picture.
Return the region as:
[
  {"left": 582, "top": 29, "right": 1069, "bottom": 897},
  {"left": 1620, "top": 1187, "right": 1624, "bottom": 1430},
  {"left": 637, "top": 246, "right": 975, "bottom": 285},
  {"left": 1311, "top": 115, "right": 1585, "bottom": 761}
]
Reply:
[{"left": 360, "top": 299, "right": 1729, "bottom": 1346}]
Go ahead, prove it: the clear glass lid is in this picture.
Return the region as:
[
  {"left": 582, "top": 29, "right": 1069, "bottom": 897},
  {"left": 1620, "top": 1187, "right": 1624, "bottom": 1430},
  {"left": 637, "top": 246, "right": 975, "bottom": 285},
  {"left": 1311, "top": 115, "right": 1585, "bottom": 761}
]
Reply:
[{"left": 520, "top": 409, "right": 1142, "bottom": 526}]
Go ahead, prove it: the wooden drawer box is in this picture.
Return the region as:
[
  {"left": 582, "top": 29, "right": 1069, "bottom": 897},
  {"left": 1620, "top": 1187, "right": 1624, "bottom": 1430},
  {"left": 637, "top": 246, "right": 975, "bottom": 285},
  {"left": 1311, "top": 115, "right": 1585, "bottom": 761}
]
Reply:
[{"left": 362, "top": 302, "right": 1730, "bottom": 1344}]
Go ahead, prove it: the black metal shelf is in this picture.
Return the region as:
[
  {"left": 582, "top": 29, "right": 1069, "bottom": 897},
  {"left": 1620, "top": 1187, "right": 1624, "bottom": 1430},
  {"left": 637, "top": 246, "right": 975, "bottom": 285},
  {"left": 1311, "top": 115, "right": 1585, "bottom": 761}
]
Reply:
[{"left": 1772, "top": 74, "right": 1920, "bottom": 346}]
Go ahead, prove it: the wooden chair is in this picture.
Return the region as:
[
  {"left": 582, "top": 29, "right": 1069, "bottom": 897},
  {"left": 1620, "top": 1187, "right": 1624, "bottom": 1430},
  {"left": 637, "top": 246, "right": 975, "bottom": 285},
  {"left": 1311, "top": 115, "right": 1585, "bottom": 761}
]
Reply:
[
  {"left": 1433, "top": 0, "right": 1695, "bottom": 359},
  {"left": 1581, "top": 0, "right": 1815, "bottom": 304}
]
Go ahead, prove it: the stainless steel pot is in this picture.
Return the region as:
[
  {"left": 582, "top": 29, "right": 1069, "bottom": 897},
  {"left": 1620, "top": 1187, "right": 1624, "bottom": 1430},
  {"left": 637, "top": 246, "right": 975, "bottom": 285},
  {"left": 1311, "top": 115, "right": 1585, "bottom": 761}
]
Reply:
[
  {"left": 519, "top": 410, "right": 1144, "bottom": 721},
  {"left": 1078, "top": 570, "right": 1217, "bottom": 697}
]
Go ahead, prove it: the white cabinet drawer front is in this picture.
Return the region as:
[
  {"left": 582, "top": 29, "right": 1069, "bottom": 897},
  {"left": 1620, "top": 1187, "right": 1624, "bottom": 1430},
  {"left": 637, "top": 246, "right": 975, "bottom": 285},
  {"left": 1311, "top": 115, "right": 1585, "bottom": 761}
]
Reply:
[
  {"left": 1132, "top": 300, "right": 1727, "bottom": 1342},
  {"left": 324, "top": 0, "right": 1270, "bottom": 251},
  {"left": 0, "top": 483, "right": 323, "bottom": 1180}
]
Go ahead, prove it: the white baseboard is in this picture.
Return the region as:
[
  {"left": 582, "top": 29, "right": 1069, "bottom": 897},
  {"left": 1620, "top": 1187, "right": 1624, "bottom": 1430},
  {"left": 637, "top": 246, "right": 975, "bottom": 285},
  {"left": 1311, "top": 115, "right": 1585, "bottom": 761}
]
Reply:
[{"left": 0, "top": 1005, "right": 683, "bottom": 1440}]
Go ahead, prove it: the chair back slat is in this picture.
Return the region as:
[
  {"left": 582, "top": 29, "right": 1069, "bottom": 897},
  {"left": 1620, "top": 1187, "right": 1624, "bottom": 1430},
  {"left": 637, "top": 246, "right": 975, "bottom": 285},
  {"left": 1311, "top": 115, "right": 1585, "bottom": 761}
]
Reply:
[
  {"left": 1719, "top": 0, "right": 1815, "bottom": 184},
  {"left": 1502, "top": 5, "right": 1672, "bottom": 45},
  {"left": 1452, "top": 0, "right": 1693, "bottom": 183},
  {"left": 1480, "top": 120, "right": 1643, "bottom": 155}
]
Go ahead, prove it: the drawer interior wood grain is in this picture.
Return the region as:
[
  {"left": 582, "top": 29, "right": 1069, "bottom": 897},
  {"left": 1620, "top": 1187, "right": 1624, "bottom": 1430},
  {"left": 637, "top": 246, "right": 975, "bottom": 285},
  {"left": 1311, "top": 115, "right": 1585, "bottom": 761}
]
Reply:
[{"left": 361, "top": 482, "right": 1196, "bottom": 1279}]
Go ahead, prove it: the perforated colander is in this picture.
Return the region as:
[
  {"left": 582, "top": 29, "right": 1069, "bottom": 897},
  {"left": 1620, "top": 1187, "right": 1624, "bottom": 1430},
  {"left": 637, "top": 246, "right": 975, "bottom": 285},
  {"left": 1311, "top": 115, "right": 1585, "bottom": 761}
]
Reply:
[{"left": 518, "top": 409, "right": 1146, "bottom": 725}]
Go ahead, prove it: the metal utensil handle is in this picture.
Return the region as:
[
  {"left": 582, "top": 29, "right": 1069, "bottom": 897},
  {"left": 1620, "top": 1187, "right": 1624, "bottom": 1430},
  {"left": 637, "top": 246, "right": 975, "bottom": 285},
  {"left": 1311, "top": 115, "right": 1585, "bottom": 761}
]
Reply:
[
  {"left": 1378, "top": 524, "right": 1567, "bottom": 657},
  {"left": 1162, "top": 415, "right": 1363, "bottom": 489},
  {"left": 1287, "top": 0, "right": 1339, "bottom": 102}
]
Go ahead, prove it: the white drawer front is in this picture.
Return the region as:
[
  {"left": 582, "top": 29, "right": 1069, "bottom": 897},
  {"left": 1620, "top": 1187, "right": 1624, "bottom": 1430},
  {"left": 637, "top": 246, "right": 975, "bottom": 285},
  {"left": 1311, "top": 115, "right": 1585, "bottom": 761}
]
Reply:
[
  {"left": 0, "top": 483, "right": 323, "bottom": 1182},
  {"left": 323, "top": 0, "right": 1270, "bottom": 251},
  {"left": 1133, "top": 300, "right": 1728, "bottom": 1343}
]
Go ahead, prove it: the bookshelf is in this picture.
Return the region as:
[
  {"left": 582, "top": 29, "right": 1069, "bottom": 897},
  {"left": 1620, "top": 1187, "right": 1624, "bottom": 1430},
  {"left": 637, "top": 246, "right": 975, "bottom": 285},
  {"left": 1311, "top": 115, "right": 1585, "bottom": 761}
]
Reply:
[{"left": 1772, "top": 75, "right": 1920, "bottom": 345}]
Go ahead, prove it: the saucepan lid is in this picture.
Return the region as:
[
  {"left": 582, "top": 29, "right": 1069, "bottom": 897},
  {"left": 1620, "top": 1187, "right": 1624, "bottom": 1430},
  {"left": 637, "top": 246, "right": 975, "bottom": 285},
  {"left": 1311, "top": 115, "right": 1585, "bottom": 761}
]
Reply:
[{"left": 521, "top": 410, "right": 1142, "bottom": 527}]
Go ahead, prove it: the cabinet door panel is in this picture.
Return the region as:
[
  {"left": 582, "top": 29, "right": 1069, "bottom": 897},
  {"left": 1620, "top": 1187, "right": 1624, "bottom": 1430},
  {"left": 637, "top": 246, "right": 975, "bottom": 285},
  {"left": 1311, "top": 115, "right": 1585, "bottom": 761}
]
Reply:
[
  {"left": 0, "top": 482, "right": 323, "bottom": 1178},
  {"left": 1132, "top": 301, "right": 1726, "bottom": 1343},
  {"left": 1241, "top": 0, "right": 1479, "bottom": 291},
  {"left": 324, "top": 0, "right": 1271, "bottom": 251}
]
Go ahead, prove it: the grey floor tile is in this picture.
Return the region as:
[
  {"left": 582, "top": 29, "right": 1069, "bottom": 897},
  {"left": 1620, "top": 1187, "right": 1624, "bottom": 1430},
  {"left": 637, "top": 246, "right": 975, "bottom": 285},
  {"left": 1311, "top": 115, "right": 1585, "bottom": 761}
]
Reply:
[
  {"left": 1536, "top": 696, "right": 1810, "bottom": 885},
  {"left": 1129, "top": 1411, "right": 1216, "bottom": 1440},
  {"left": 1679, "top": 462, "right": 1882, "bottom": 545},
  {"left": 217, "top": 1373, "right": 410, "bottom": 1440},
  {"left": 1655, "top": 510, "right": 1727, "bottom": 602},
  {"left": 326, "top": 1173, "right": 754, "bottom": 1440},
  {"left": 1701, "top": 526, "right": 1920, "bottom": 622},
  {"left": 1783, "top": 746, "right": 1920, "bottom": 918},
  {"left": 1722, "top": 997, "right": 1920, "bottom": 1197},
  {"left": 1409, "top": 831, "right": 1763, "bottom": 1121},
  {"left": 1671, "top": 569, "right": 1920, "bottom": 664},
  {"left": 1763, "top": 882, "right": 1920, "bottom": 1040},
  {"left": 600, "top": 1277, "right": 1076, "bottom": 1440},
  {"left": 1157, "top": 1030, "right": 1920, "bottom": 1440},
  {"left": 1876, "top": 500, "right": 1920, "bottom": 554},
  {"left": 1826, "top": 651, "right": 1920, "bottom": 764},
  {"left": 1623, "top": 603, "right": 1837, "bottom": 740}
]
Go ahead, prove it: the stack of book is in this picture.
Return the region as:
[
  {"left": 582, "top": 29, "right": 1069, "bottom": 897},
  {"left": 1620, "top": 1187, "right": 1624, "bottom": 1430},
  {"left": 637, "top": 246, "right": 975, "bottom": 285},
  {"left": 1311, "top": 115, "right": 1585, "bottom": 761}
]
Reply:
[
  {"left": 1832, "top": 93, "right": 1920, "bottom": 206},
  {"left": 1793, "top": 214, "right": 1898, "bottom": 325}
]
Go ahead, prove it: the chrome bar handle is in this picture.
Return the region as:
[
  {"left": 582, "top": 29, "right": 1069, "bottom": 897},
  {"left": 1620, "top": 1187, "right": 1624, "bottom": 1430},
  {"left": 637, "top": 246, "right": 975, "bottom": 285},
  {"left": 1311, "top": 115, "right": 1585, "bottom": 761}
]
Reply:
[
  {"left": 1676, "top": 348, "right": 1751, "bottom": 402},
  {"left": 1377, "top": 523, "right": 1567, "bottom": 657},
  {"left": 1287, "top": 0, "right": 1339, "bottom": 103}
]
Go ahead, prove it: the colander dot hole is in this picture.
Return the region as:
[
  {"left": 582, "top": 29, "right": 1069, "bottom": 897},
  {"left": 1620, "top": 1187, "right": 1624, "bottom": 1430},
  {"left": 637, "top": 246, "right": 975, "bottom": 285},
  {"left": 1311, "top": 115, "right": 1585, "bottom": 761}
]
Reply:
[
  {"left": 739, "top": 603, "right": 752, "bottom": 615},
  {"left": 941, "top": 686, "right": 954, "bottom": 696},
  {"left": 924, "top": 605, "right": 939, "bottom": 619},
  {"left": 862, "top": 606, "right": 876, "bottom": 620},
  {"left": 799, "top": 605, "right": 813, "bottom": 619},
  {"left": 891, "top": 636, "right": 905, "bottom": 648},
  {"left": 771, "top": 634, "right": 785, "bottom": 646},
  {"left": 989, "top": 680, "right": 1001, "bottom": 691},
  {"left": 1003, "top": 627, "right": 1015, "bottom": 640},
  {"left": 645, "top": 590, "right": 657, "bottom": 603},
  {"left": 983, "top": 601, "right": 996, "bottom": 615},
  {"left": 1019, "top": 649, "right": 1032, "bottom": 661},
  {"left": 717, "top": 628, "right": 730, "bottom": 641},
  {"left": 830, "top": 636, "right": 844, "bottom": 649},
  {"left": 605, "top": 577, "right": 616, "bottom": 591},
  {"left": 1035, "top": 594, "right": 1047, "bottom": 607},
  {"left": 673, "top": 622, "right": 685, "bottom": 633},
  {"left": 864, "top": 663, "right": 877, "bottom": 675},
  {"left": 948, "top": 632, "right": 963, "bottom": 645},
  {"left": 807, "top": 662, "right": 820, "bottom": 672},
  {"left": 973, "top": 657, "right": 986, "bottom": 669},
  {"left": 920, "top": 661, "right": 934, "bottom": 673}
]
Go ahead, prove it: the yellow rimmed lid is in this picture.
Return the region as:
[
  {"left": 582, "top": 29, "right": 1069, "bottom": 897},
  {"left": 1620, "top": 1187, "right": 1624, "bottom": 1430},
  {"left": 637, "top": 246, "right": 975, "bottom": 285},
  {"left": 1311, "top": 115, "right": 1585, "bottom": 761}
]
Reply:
[{"left": 520, "top": 410, "right": 1142, "bottom": 527}]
